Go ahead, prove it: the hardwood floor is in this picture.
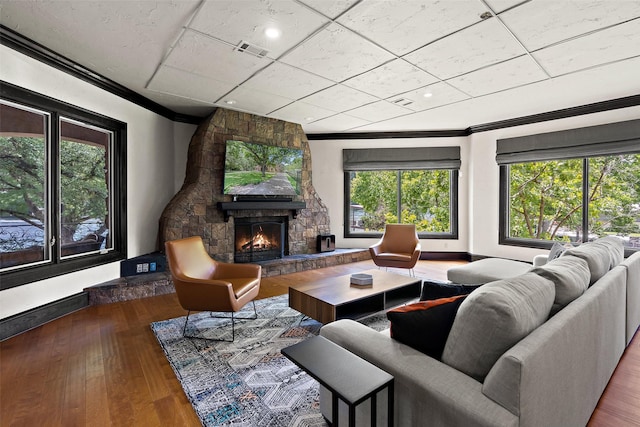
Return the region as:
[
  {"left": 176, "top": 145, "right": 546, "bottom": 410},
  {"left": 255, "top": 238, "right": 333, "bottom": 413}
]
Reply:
[{"left": 1, "top": 259, "right": 638, "bottom": 426}]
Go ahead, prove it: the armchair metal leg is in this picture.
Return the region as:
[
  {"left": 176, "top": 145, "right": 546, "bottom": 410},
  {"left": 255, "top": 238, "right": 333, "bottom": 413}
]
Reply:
[{"left": 182, "top": 301, "right": 258, "bottom": 342}]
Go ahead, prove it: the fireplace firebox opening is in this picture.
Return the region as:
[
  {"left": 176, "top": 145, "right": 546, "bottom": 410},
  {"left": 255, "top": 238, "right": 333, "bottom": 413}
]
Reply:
[{"left": 234, "top": 216, "right": 287, "bottom": 263}]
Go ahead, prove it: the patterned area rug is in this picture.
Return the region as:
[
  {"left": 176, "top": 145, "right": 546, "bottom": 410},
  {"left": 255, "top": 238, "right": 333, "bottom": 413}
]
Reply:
[{"left": 151, "top": 294, "right": 389, "bottom": 427}]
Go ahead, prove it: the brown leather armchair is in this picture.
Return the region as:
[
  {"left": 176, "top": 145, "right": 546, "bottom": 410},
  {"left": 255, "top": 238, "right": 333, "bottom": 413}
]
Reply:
[
  {"left": 165, "top": 236, "right": 262, "bottom": 341},
  {"left": 369, "top": 224, "right": 421, "bottom": 276}
]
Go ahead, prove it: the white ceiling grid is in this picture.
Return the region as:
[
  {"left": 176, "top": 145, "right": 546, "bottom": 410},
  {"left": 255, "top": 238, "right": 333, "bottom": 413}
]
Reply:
[{"left": 0, "top": 0, "right": 639, "bottom": 132}]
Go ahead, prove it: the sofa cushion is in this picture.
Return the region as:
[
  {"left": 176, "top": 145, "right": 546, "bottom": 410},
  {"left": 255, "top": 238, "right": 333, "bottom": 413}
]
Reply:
[
  {"left": 594, "top": 236, "right": 625, "bottom": 268},
  {"left": 441, "top": 273, "right": 555, "bottom": 382},
  {"left": 531, "top": 255, "right": 590, "bottom": 315},
  {"left": 420, "top": 279, "right": 482, "bottom": 301},
  {"left": 387, "top": 295, "right": 467, "bottom": 359},
  {"left": 563, "top": 242, "right": 612, "bottom": 285}
]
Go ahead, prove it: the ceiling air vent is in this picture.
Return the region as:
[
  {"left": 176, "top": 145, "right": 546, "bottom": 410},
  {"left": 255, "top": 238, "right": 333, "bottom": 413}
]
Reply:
[
  {"left": 391, "top": 97, "right": 413, "bottom": 107},
  {"left": 235, "top": 40, "right": 269, "bottom": 58}
]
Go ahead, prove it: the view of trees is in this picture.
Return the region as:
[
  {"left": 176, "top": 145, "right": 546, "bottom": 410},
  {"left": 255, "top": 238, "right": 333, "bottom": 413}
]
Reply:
[
  {"left": 349, "top": 170, "right": 451, "bottom": 233},
  {"left": 0, "top": 135, "right": 109, "bottom": 255},
  {"left": 508, "top": 154, "right": 640, "bottom": 245}
]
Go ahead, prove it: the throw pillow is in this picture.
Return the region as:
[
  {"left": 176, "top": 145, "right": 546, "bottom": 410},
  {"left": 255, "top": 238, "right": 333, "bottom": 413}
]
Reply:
[
  {"left": 420, "top": 279, "right": 482, "bottom": 301},
  {"left": 593, "top": 236, "right": 625, "bottom": 268},
  {"left": 547, "top": 242, "right": 567, "bottom": 261},
  {"left": 531, "top": 255, "right": 590, "bottom": 315},
  {"left": 563, "top": 242, "right": 612, "bottom": 285},
  {"left": 387, "top": 295, "right": 467, "bottom": 360},
  {"left": 441, "top": 273, "right": 555, "bottom": 382}
]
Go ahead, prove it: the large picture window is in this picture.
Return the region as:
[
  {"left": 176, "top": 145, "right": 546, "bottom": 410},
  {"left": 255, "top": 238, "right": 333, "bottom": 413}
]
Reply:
[
  {"left": 0, "top": 82, "right": 126, "bottom": 289},
  {"left": 344, "top": 147, "right": 459, "bottom": 238},
  {"left": 498, "top": 120, "right": 640, "bottom": 253}
]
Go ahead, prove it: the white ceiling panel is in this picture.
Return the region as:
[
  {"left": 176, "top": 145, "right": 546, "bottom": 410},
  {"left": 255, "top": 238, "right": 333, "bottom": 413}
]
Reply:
[
  {"left": 387, "top": 82, "right": 470, "bottom": 112},
  {"left": 337, "top": 0, "right": 489, "bottom": 56},
  {"left": 189, "top": 0, "right": 329, "bottom": 58},
  {"left": 301, "top": 84, "right": 379, "bottom": 112},
  {"left": 269, "top": 101, "right": 337, "bottom": 123},
  {"left": 163, "top": 30, "right": 270, "bottom": 86},
  {"left": 303, "top": 113, "right": 372, "bottom": 132},
  {"left": 446, "top": 55, "right": 548, "bottom": 97},
  {"left": 534, "top": 18, "right": 640, "bottom": 76},
  {"left": 485, "top": 0, "right": 525, "bottom": 14},
  {"left": 222, "top": 86, "right": 294, "bottom": 115},
  {"left": 280, "top": 23, "right": 395, "bottom": 82},
  {"left": 147, "top": 65, "right": 232, "bottom": 104},
  {"left": 346, "top": 100, "right": 412, "bottom": 122},
  {"left": 500, "top": 0, "right": 640, "bottom": 51},
  {"left": 404, "top": 18, "right": 527, "bottom": 80},
  {"left": 297, "top": 0, "right": 360, "bottom": 19},
  {"left": 242, "top": 62, "right": 335, "bottom": 100},
  {"left": 342, "top": 59, "right": 438, "bottom": 99}
]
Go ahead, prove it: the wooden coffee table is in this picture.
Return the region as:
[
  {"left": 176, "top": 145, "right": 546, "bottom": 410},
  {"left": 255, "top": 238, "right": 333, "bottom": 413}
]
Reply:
[{"left": 288, "top": 269, "right": 421, "bottom": 324}]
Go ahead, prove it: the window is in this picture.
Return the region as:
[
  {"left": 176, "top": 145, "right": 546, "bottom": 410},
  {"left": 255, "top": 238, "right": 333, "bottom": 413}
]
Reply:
[
  {"left": 498, "top": 119, "right": 640, "bottom": 254},
  {"left": 343, "top": 147, "right": 459, "bottom": 238},
  {"left": 0, "top": 82, "right": 126, "bottom": 289}
]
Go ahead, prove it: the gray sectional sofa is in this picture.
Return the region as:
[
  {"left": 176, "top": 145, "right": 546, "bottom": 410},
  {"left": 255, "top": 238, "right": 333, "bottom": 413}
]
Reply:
[{"left": 319, "top": 237, "right": 640, "bottom": 427}]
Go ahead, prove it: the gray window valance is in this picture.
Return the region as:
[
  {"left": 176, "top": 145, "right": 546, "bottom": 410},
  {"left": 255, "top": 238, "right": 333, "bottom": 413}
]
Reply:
[
  {"left": 343, "top": 146, "right": 461, "bottom": 171},
  {"left": 496, "top": 119, "right": 640, "bottom": 165}
]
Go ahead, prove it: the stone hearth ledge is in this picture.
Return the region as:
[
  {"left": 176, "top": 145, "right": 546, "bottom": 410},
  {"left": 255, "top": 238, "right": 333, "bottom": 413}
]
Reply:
[{"left": 84, "top": 249, "right": 370, "bottom": 305}]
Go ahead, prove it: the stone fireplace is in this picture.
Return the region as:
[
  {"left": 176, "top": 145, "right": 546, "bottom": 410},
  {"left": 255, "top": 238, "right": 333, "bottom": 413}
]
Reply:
[{"left": 159, "top": 108, "right": 331, "bottom": 262}]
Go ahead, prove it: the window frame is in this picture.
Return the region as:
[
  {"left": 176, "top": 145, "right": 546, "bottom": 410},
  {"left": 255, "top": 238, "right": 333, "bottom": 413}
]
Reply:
[
  {"left": 499, "top": 157, "right": 639, "bottom": 257},
  {"left": 343, "top": 169, "right": 459, "bottom": 240},
  {"left": 1, "top": 82, "right": 127, "bottom": 290}
]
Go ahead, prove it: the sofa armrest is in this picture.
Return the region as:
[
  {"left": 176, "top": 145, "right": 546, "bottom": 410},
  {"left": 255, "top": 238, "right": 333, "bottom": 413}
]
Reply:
[
  {"left": 533, "top": 254, "right": 548, "bottom": 267},
  {"left": 320, "top": 320, "right": 517, "bottom": 427}
]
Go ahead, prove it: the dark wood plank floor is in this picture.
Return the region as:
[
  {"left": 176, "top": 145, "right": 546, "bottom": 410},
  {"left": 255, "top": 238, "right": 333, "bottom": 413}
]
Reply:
[{"left": 1, "top": 259, "right": 638, "bottom": 426}]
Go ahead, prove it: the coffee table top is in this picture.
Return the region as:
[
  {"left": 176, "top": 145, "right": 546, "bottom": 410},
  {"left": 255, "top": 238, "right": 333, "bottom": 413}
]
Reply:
[{"left": 290, "top": 269, "right": 420, "bottom": 306}]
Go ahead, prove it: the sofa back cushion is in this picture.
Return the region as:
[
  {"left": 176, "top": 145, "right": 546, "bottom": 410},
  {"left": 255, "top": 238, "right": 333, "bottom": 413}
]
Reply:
[
  {"left": 563, "top": 242, "right": 612, "bottom": 285},
  {"left": 594, "top": 235, "right": 625, "bottom": 268},
  {"left": 531, "top": 255, "right": 590, "bottom": 315},
  {"left": 441, "top": 273, "right": 555, "bottom": 382}
]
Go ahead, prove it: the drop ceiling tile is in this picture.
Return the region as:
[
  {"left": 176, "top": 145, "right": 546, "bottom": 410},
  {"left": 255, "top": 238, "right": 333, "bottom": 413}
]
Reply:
[
  {"left": 387, "top": 82, "right": 470, "bottom": 112},
  {"left": 164, "top": 30, "right": 269, "bottom": 84},
  {"left": 337, "top": 0, "right": 488, "bottom": 56},
  {"left": 280, "top": 23, "right": 395, "bottom": 82},
  {"left": 297, "top": 0, "right": 360, "bottom": 19},
  {"left": 346, "top": 100, "right": 412, "bottom": 122},
  {"left": 404, "top": 19, "right": 527, "bottom": 80},
  {"left": 189, "top": 0, "right": 329, "bottom": 58},
  {"left": 484, "top": 0, "right": 522, "bottom": 14},
  {"left": 534, "top": 18, "right": 640, "bottom": 76},
  {"left": 303, "top": 113, "right": 372, "bottom": 132},
  {"left": 269, "top": 101, "right": 336, "bottom": 124},
  {"left": 342, "top": 59, "right": 438, "bottom": 99},
  {"left": 242, "top": 62, "right": 335, "bottom": 100},
  {"left": 301, "top": 84, "right": 379, "bottom": 112},
  {"left": 446, "top": 55, "right": 548, "bottom": 97},
  {"left": 146, "top": 65, "right": 233, "bottom": 104},
  {"left": 500, "top": 1, "right": 640, "bottom": 51},
  {"left": 222, "top": 86, "right": 294, "bottom": 116}
]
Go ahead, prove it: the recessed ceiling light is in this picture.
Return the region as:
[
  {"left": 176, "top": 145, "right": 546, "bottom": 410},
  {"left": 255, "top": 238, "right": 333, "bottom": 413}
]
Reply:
[
  {"left": 225, "top": 100, "right": 236, "bottom": 105},
  {"left": 265, "top": 27, "right": 281, "bottom": 39},
  {"left": 423, "top": 92, "right": 433, "bottom": 98}
]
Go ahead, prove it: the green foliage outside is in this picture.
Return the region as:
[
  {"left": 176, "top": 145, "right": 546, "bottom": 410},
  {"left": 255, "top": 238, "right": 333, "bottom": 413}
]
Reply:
[
  {"left": 0, "top": 136, "right": 109, "bottom": 251},
  {"left": 349, "top": 170, "right": 451, "bottom": 233},
  {"left": 509, "top": 154, "right": 640, "bottom": 242}
]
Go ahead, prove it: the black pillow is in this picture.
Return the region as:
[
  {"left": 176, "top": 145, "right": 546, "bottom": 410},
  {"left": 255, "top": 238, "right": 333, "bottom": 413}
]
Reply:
[
  {"left": 420, "top": 279, "right": 482, "bottom": 301},
  {"left": 386, "top": 295, "right": 467, "bottom": 359}
]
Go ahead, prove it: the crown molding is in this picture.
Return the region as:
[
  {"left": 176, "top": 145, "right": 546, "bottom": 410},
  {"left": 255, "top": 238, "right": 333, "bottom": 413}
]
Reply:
[{"left": 0, "top": 25, "right": 202, "bottom": 125}]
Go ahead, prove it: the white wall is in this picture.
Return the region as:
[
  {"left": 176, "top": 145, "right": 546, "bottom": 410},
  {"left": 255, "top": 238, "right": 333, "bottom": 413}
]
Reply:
[
  {"left": 0, "top": 45, "right": 195, "bottom": 319},
  {"left": 309, "top": 137, "right": 469, "bottom": 253},
  {"left": 469, "top": 106, "right": 640, "bottom": 262}
]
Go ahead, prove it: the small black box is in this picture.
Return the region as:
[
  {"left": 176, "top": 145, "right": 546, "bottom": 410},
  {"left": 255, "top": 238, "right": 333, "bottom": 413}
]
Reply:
[
  {"left": 316, "top": 234, "right": 335, "bottom": 253},
  {"left": 120, "top": 252, "right": 167, "bottom": 277}
]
